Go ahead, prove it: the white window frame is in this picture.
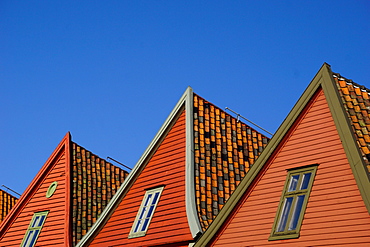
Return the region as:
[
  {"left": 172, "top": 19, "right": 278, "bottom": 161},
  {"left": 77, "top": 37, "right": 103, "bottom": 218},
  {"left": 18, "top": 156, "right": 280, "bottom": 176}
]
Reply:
[
  {"left": 128, "top": 186, "right": 164, "bottom": 238},
  {"left": 20, "top": 211, "right": 49, "bottom": 247}
]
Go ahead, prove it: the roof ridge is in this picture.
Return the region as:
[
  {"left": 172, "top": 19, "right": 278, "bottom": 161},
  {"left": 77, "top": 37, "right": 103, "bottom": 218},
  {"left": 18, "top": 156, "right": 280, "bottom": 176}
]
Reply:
[
  {"left": 0, "top": 189, "right": 18, "bottom": 224},
  {"left": 0, "top": 189, "right": 19, "bottom": 200},
  {"left": 332, "top": 70, "right": 370, "bottom": 182},
  {"left": 194, "top": 64, "right": 370, "bottom": 246},
  {"left": 193, "top": 93, "right": 270, "bottom": 230},
  {"left": 71, "top": 141, "right": 128, "bottom": 173},
  {"left": 193, "top": 92, "right": 271, "bottom": 140},
  {"left": 333, "top": 72, "right": 370, "bottom": 93}
]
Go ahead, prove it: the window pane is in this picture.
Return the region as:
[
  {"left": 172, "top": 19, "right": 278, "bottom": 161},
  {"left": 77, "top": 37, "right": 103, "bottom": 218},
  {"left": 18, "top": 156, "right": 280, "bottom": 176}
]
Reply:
[
  {"left": 22, "top": 231, "right": 33, "bottom": 247},
  {"left": 288, "top": 195, "right": 305, "bottom": 230},
  {"left": 29, "top": 229, "right": 40, "bottom": 247},
  {"left": 21, "top": 212, "right": 48, "bottom": 247},
  {"left": 138, "top": 206, "right": 148, "bottom": 220},
  {"left": 31, "top": 216, "right": 40, "bottom": 228},
  {"left": 141, "top": 218, "right": 150, "bottom": 231},
  {"left": 134, "top": 219, "right": 142, "bottom": 233},
  {"left": 288, "top": 175, "right": 300, "bottom": 192},
  {"left": 37, "top": 215, "right": 46, "bottom": 227},
  {"left": 143, "top": 194, "right": 152, "bottom": 207},
  {"left": 129, "top": 187, "right": 164, "bottom": 237},
  {"left": 146, "top": 205, "right": 155, "bottom": 219},
  {"left": 277, "top": 197, "right": 293, "bottom": 232},
  {"left": 300, "top": 173, "right": 312, "bottom": 190},
  {"left": 152, "top": 192, "right": 160, "bottom": 205}
]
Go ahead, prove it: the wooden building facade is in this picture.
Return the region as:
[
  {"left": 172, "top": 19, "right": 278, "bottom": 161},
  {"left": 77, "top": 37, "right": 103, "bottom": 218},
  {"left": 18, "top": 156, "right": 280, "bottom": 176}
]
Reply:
[
  {"left": 76, "top": 88, "right": 269, "bottom": 246},
  {"left": 4, "top": 64, "right": 367, "bottom": 246},
  {"left": 195, "top": 64, "right": 370, "bottom": 246},
  {"left": 0, "top": 133, "right": 128, "bottom": 246}
]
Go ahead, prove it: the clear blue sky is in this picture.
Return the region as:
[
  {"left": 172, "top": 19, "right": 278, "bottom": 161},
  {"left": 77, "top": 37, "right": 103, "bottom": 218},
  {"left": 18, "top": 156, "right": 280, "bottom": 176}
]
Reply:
[{"left": 1, "top": 1, "right": 369, "bottom": 196}]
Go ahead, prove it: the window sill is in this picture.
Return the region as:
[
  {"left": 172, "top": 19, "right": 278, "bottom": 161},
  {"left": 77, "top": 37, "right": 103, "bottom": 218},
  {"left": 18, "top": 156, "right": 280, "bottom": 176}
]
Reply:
[
  {"left": 128, "top": 232, "right": 147, "bottom": 239},
  {"left": 268, "top": 232, "right": 299, "bottom": 241}
]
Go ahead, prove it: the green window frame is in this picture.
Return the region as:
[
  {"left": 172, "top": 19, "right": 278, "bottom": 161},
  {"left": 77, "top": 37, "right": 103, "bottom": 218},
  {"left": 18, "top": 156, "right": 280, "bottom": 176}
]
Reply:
[
  {"left": 20, "top": 211, "right": 49, "bottom": 247},
  {"left": 128, "top": 186, "right": 164, "bottom": 238},
  {"left": 269, "top": 165, "right": 318, "bottom": 241}
]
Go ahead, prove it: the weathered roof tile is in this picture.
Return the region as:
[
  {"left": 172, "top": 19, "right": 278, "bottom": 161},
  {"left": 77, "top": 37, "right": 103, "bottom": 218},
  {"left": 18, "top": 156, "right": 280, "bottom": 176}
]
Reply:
[
  {"left": 334, "top": 74, "right": 370, "bottom": 180},
  {"left": 193, "top": 94, "right": 270, "bottom": 230},
  {"left": 0, "top": 189, "right": 17, "bottom": 224},
  {"left": 71, "top": 142, "right": 129, "bottom": 245}
]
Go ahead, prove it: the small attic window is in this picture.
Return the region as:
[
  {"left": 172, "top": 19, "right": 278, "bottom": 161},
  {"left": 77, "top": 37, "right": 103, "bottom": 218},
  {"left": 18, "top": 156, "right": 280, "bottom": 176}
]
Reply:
[
  {"left": 269, "top": 165, "right": 318, "bottom": 241},
  {"left": 128, "top": 186, "right": 164, "bottom": 238},
  {"left": 46, "top": 181, "right": 58, "bottom": 198},
  {"left": 20, "top": 211, "right": 49, "bottom": 247}
]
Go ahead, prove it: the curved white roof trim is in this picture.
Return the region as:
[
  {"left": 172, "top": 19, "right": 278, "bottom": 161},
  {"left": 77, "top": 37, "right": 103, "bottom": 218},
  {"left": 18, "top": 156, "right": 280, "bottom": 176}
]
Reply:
[
  {"left": 185, "top": 87, "right": 203, "bottom": 238},
  {"left": 76, "top": 87, "right": 194, "bottom": 246}
]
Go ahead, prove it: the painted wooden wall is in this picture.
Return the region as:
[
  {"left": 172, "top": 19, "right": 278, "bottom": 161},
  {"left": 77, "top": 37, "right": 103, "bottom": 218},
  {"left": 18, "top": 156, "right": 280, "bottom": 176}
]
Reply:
[
  {"left": 0, "top": 144, "right": 69, "bottom": 247},
  {"left": 90, "top": 109, "right": 192, "bottom": 247},
  {"left": 210, "top": 88, "right": 370, "bottom": 246}
]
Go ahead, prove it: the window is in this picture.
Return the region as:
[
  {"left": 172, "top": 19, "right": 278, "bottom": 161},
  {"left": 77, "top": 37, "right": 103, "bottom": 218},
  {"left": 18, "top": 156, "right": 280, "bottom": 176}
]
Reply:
[
  {"left": 269, "top": 165, "right": 318, "bottom": 240},
  {"left": 128, "top": 186, "right": 164, "bottom": 238},
  {"left": 20, "top": 211, "right": 49, "bottom": 247},
  {"left": 46, "top": 181, "right": 58, "bottom": 198}
]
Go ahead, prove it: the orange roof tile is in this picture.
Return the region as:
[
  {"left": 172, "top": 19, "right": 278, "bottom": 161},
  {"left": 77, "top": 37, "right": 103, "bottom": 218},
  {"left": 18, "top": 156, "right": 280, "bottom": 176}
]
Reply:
[
  {"left": 193, "top": 94, "right": 269, "bottom": 230},
  {"left": 71, "top": 142, "right": 129, "bottom": 245},
  {"left": 333, "top": 74, "right": 370, "bottom": 178},
  {"left": 0, "top": 189, "right": 17, "bottom": 224}
]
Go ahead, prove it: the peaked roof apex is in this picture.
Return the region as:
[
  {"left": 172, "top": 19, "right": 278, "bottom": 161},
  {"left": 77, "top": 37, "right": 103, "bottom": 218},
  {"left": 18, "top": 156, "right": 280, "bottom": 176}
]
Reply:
[{"left": 194, "top": 64, "right": 370, "bottom": 246}]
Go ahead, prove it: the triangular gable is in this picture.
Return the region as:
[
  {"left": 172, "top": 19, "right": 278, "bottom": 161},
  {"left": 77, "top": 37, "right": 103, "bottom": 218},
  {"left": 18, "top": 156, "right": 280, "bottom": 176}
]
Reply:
[
  {"left": 90, "top": 106, "right": 190, "bottom": 246},
  {"left": 0, "top": 190, "right": 18, "bottom": 225},
  {"left": 77, "top": 88, "right": 192, "bottom": 246},
  {"left": 0, "top": 133, "right": 129, "bottom": 247},
  {"left": 195, "top": 63, "right": 370, "bottom": 246},
  {"left": 0, "top": 132, "right": 72, "bottom": 246},
  {"left": 77, "top": 87, "right": 270, "bottom": 246}
]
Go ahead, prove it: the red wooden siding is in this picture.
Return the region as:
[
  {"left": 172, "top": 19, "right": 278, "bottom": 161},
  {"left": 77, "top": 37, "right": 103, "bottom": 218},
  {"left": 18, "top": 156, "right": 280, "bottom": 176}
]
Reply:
[
  {"left": 0, "top": 146, "right": 68, "bottom": 247},
  {"left": 210, "top": 88, "right": 370, "bottom": 246},
  {"left": 90, "top": 109, "right": 193, "bottom": 246}
]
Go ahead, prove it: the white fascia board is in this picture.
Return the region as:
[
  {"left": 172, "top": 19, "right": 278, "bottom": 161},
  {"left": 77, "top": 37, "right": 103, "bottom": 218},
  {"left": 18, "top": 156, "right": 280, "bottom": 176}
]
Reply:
[
  {"left": 76, "top": 87, "right": 193, "bottom": 247},
  {"left": 185, "top": 87, "right": 203, "bottom": 238}
]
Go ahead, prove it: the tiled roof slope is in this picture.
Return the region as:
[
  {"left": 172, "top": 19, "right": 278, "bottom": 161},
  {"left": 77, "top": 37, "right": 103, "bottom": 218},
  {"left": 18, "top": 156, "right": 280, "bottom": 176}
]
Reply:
[
  {"left": 71, "top": 142, "right": 129, "bottom": 245},
  {"left": 193, "top": 94, "right": 270, "bottom": 230},
  {"left": 333, "top": 74, "right": 370, "bottom": 180},
  {"left": 0, "top": 190, "right": 17, "bottom": 224}
]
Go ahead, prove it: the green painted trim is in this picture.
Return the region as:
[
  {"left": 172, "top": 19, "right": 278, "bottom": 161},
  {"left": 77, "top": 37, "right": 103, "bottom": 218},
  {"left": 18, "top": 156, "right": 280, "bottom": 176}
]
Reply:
[
  {"left": 194, "top": 63, "right": 339, "bottom": 246},
  {"left": 45, "top": 181, "right": 58, "bottom": 198},
  {"left": 196, "top": 64, "right": 370, "bottom": 246},
  {"left": 321, "top": 66, "right": 370, "bottom": 213},
  {"left": 20, "top": 211, "right": 49, "bottom": 247},
  {"left": 268, "top": 165, "right": 318, "bottom": 241}
]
